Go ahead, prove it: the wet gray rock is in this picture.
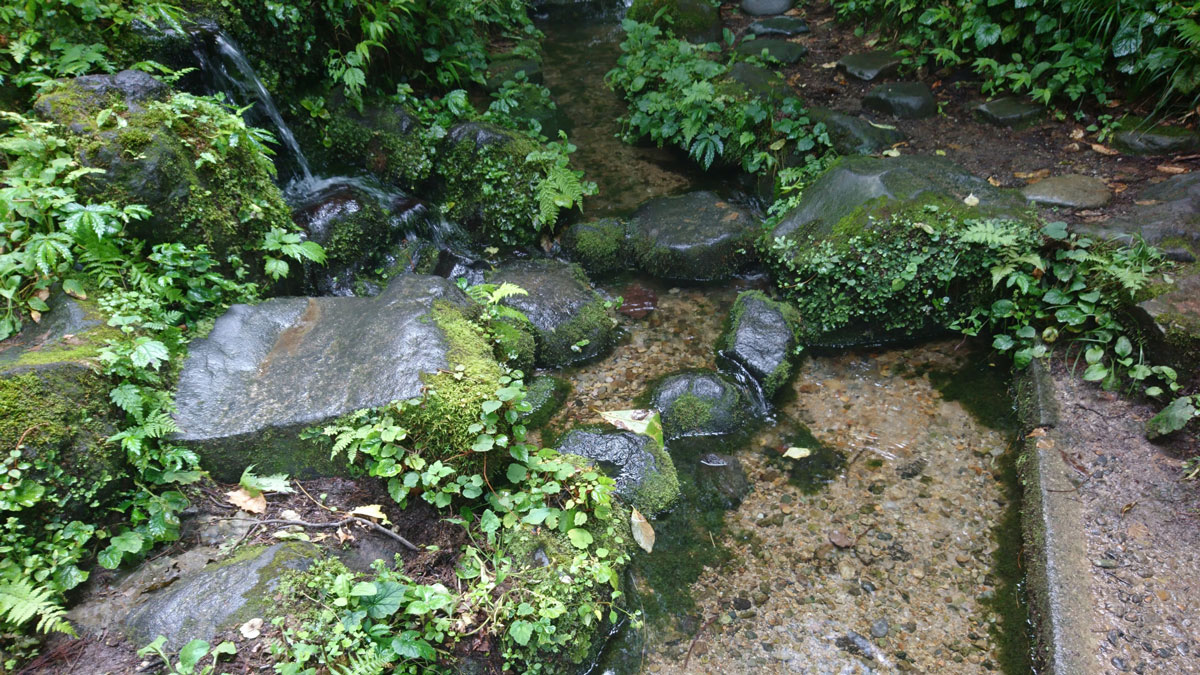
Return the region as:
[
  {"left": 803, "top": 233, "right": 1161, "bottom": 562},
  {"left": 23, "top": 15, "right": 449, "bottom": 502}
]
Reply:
[
  {"left": 647, "top": 370, "right": 750, "bottom": 439},
  {"left": 1022, "top": 174, "right": 1111, "bottom": 209},
  {"left": 556, "top": 426, "right": 679, "bottom": 515},
  {"left": 561, "top": 218, "right": 629, "bottom": 277},
  {"left": 696, "top": 453, "right": 752, "bottom": 509},
  {"left": 1074, "top": 173, "right": 1200, "bottom": 261},
  {"left": 974, "top": 97, "right": 1043, "bottom": 129},
  {"left": 627, "top": 191, "right": 758, "bottom": 281},
  {"left": 517, "top": 375, "right": 571, "bottom": 429},
  {"left": 445, "top": 120, "right": 516, "bottom": 148},
  {"left": 486, "top": 258, "right": 617, "bottom": 368},
  {"left": 174, "top": 274, "right": 473, "bottom": 481},
  {"left": 863, "top": 82, "right": 935, "bottom": 119},
  {"left": 837, "top": 51, "right": 900, "bottom": 82},
  {"left": 726, "top": 62, "right": 791, "bottom": 102},
  {"left": 806, "top": 107, "right": 906, "bottom": 155},
  {"left": 34, "top": 70, "right": 167, "bottom": 129},
  {"left": 870, "top": 618, "right": 890, "bottom": 638},
  {"left": 736, "top": 38, "right": 808, "bottom": 64},
  {"left": 748, "top": 16, "right": 809, "bottom": 36},
  {"left": 717, "top": 291, "right": 801, "bottom": 399},
  {"left": 1112, "top": 118, "right": 1200, "bottom": 156},
  {"left": 772, "top": 155, "right": 1024, "bottom": 242},
  {"left": 1132, "top": 272, "right": 1200, "bottom": 375},
  {"left": 740, "top": 0, "right": 792, "bottom": 15},
  {"left": 123, "top": 543, "right": 318, "bottom": 651}
]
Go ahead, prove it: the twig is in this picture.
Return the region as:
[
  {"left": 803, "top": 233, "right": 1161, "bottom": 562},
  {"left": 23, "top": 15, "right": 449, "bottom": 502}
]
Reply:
[
  {"left": 14, "top": 423, "right": 47, "bottom": 451},
  {"left": 225, "top": 516, "right": 419, "bottom": 551},
  {"left": 294, "top": 479, "right": 336, "bottom": 512},
  {"left": 683, "top": 614, "right": 718, "bottom": 670}
]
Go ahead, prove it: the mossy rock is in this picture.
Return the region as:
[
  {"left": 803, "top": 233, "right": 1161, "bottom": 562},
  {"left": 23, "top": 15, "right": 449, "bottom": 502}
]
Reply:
[
  {"left": 717, "top": 290, "right": 802, "bottom": 399},
  {"left": 1132, "top": 270, "right": 1200, "bottom": 377},
  {"left": 627, "top": 0, "right": 721, "bottom": 43},
  {"left": 517, "top": 376, "right": 571, "bottom": 429},
  {"left": 349, "top": 236, "right": 442, "bottom": 297},
  {"left": 805, "top": 106, "right": 906, "bottom": 156},
  {"left": 1112, "top": 116, "right": 1200, "bottom": 156},
  {"left": 1073, "top": 173, "right": 1200, "bottom": 262},
  {"left": 123, "top": 542, "right": 319, "bottom": 651},
  {"left": 485, "top": 259, "right": 617, "bottom": 368},
  {"left": 722, "top": 62, "right": 791, "bottom": 103},
  {"left": 556, "top": 425, "right": 680, "bottom": 515},
  {"left": 485, "top": 51, "right": 544, "bottom": 92},
  {"left": 321, "top": 102, "right": 432, "bottom": 187},
  {"left": 627, "top": 191, "right": 758, "bottom": 281},
  {"left": 173, "top": 275, "right": 502, "bottom": 481},
  {"left": 560, "top": 218, "right": 630, "bottom": 277},
  {"left": 35, "top": 75, "right": 293, "bottom": 270},
  {"left": 646, "top": 370, "right": 750, "bottom": 439},
  {"left": 0, "top": 294, "right": 125, "bottom": 519}
]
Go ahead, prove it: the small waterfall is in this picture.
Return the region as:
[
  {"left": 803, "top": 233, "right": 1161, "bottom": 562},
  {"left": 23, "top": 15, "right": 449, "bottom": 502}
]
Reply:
[
  {"left": 194, "top": 33, "right": 313, "bottom": 183},
  {"left": 716, "top": 350, "right": 773, "bottom": 422}
]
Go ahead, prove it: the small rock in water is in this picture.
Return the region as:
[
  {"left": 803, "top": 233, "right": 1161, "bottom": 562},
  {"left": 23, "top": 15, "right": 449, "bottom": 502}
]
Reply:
[
  {"left": 618, "top": 282, "right": 657, "bottom": 319},
  {"left": 741, "top": 0, "right": 793, "bottom": 16},
  {"left": 870, "top": 618, "right": 890, "bottom": 638},
  {"left": 733, "top": 596, "right": 753, "bottom": 611}
]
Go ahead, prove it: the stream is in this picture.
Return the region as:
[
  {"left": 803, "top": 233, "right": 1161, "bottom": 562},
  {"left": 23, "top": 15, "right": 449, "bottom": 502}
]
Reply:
[{"left": 532, "top": 5, "right": 1033, "bottom": 673}]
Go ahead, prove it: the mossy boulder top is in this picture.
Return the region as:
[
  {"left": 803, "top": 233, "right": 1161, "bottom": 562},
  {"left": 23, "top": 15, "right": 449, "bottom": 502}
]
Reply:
[
  {"left": 485, "top": 258, "right": 617, "bottom": 368},
  {"left": 627, "top": 191, "right": 758, "bottom": 281},
  {"left": 556, "top": 425, "right": 680, "bottom": 516},
  {"left": 33, "top": 69, "right": 167, "bottom": 128},
  {"left": 718, "top": 291, "right": 802, "bottom": 400},
  {"left": 771, "top": 155, "right": 1024, "bottom": 244},
  {"left": 647, "top": 370, "right": 751, "bottom": 439},
  {"left": 173, "top": 274, "right": 480, "bottom": 479}
]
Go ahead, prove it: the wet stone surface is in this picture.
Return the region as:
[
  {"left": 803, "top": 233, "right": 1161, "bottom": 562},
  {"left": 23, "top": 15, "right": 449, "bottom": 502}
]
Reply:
[
  {"left": 837, "top": 51, "right": 901, "bottom": 82},
  {"left": 1021, "top": 174, "right": 1112, "bottom": 209},
  {"left": 973, "top": 97, "right": 1043, "bottom": 129},
  {"left": 863, "top": 82, "right": 937, "bottom": 119},
  {"left": 736, "top": 38, "right": 809, "bottom": 64},
  {"left": 748, "top": 16, "right": 809, "bottom": 37}
]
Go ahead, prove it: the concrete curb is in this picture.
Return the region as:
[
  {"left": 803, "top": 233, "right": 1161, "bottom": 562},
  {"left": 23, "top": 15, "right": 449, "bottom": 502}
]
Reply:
[{"left": 1014, "top": 360, "right": 1100, "bottom": 675}]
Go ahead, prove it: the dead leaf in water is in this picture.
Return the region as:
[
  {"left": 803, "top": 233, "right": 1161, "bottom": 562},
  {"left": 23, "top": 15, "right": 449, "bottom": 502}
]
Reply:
[
  {"left": 1014, "top": 169, "right": 1051, "bottom": 181},
  {"left": 963, "top": 194, "right": 980, "bottom": 207},
  {"left": 783, "top": 446, "right": 812, "bottom": 460},
  {"left": 987, "top": 176, "right": 1002, "bottom": 187},
  {"left": 829, "top": 530, "right": 854, "bottom": 548},
  {"left": 631, "top": 508, "right": 655, "bottom": 553},
  {"left": 226, "top": 488, "right": 266, "bottom": 514}
]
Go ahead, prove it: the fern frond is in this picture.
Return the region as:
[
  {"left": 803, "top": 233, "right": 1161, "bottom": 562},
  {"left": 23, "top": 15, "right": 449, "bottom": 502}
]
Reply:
[
  {"left": 332, "top": 647, "right": 390, "bottom": 675},
  {"left": 959, "top": 220, "right": 1022, "bottom": 248},
  {"left": 0, "top": 579, "right": 75, "bottom": 636}
]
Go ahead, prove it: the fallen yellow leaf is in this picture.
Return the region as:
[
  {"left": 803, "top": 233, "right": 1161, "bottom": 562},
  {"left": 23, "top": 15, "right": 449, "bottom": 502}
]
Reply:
[{"left": 226, "top": 487, "right": 266, "bottom": 513}]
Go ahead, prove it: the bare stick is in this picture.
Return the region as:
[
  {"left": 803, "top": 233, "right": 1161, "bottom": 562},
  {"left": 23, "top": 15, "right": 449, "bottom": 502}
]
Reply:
[{"left": 227, "top": 516, "right": 419, "bottom": 552}]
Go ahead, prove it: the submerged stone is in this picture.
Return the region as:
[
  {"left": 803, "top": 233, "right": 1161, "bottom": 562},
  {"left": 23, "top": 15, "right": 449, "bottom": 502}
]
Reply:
[
  {"left": 718, "top": 291, "right": 802, "bottom": 399},
  {"left": 1112, "top": 117, "right": 1200, "bottom": 156},
  {"left": 863, "top": 82, "right": 935, "bottom": 119},
  {"left": 627, "top": 191, "right": 758, "bottom": 281},
  {"left": 974, "top": 97, "right": 1043, "bottom": 129},
  {"left": 1021, "top": 174, "right": 1111, "bottom": 209},
  {"left": 748, "top": 16, "right": 809, "bottom": 36},
  {"left": 695, "top": 453, "right": 752, "bottom": 509},
  {"left": 517, "top": 376, "right": 571, "bottom": 429},
  {"left": 806, "top": 107, "right": 906, "bottom": 155},
  {"left": 485, "top": 259, "right": 617, "bottom": 368},
  {"left": 557, "top": 426, "right": 680, "bottom": 515},
  {"left": 837, "top": 51, "right": 900, "bottom": 82},
  {"left": 735, "top": 38, "right": 808, "bottom": 64},
  {"left": 122, "top": 543, "right": 318, "bottom": 651},
  {"left": 173, "top": 274, "right": 478, "bottom": 480},
  {"left": 1074, "top": 173, "right": 1200, "bottom": 261},
  {"left": 741, "top": 0, "right": 793, "bottom": 16},
  {"left": 561, "top": 218, "right": 629, "bottom": 277},
  {"left": 647, "top": 370, "right": 750, "bottom": 439}
]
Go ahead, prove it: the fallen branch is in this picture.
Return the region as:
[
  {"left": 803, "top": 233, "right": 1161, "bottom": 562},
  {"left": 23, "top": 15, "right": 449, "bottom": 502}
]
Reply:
[{"left": 227, "top": 516, "right": 419, "bottom": 552}]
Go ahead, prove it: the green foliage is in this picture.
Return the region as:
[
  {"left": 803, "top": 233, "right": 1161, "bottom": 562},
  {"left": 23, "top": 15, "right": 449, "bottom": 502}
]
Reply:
[
  {"left": 607, "top": 20, "right": 828, "bottom": 176},
  {"left": 830, "top": 0, "right": 1200, "bottom": 111},
  {"left": 1146, "top": 394, "right": 1199, "bottom": 439},
  {"left": 138, "top": 635, "right": 237, "bottom": 675},
  {"left": 0, "top": 579, "right": 74, "bottom": 636}
]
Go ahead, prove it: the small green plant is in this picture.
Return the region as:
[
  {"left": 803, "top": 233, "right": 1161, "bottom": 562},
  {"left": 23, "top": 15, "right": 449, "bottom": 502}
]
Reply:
[{"left": 137, "top": 636, "right": 236, "bottom": 675}]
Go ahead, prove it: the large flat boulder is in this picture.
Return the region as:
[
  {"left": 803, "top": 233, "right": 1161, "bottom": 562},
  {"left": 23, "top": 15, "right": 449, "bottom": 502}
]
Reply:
[
  {"left": 1075, "top": 173, "right": 1200, "bottom": 261},
  {"left": 174, "top": 274, "right": 478, "bottom": 480},
  {"left": 627, "top": 191, "right": 758, "bottom": 281}
]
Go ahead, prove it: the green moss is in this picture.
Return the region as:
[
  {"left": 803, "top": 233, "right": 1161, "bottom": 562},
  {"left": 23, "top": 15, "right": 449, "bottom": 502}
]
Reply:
[
  {"left": 315, "top": 197, "right": 393, "bottom": 271},
  {"left": 538, "top": 296, "right": 616, "bottom": 368},
  {"left": 323, "top": 106, "right": 432, "bottom": 189},
  {"left": 562, "top": 219, "right": 628, "bottom": 276},
  {"left": 516, "top": 376, "right": 570, "bottom": 430},
  {"left": 394, "top": 301, "right": 504, "bottom": 476},
  {"left": 491, "top": 316, "right": 537, "bottom": 372},
  {"left": 664, "top": 393, "right": 714, "bottom": 438},
  {"left": 631, "top": 438, "right": 680, "bottom": 516},
  {"left": 627, "top": 0, "right": 720, "bottom": 39}
]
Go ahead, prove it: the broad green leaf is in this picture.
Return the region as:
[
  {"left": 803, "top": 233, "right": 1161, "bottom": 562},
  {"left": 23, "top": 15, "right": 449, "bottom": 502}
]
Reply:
[
  {"left": 1145, "top": 396, "right": 1197, "bottom": 439},
  {"left": 363, "top": 581, "right": 406, "bottom": 619},
  {"left": 598, "top": 409, "right": 663, "bottom": 449},
  {"left": 508, "top": 619, "right": 534, "bottom": 646},
  {"left": 178, "top": 639, "right": 211, "bottom": 670},
  {"left": 567, "top": 528, "right": 593, "bottom": 549}
]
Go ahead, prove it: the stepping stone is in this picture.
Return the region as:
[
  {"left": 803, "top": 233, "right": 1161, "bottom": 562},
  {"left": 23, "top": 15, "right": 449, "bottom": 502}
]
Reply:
[
  {"left": 485, "top": 258, "right": 618, "bottom": 368},
  {"left": 974, "top": 97, "right": 1043, "bottom": 129},
  {"left": 647, "top": 370, "right": 750, "bottom": 439},
  {"left": 1112, "top": 116, "right": 1200, "bottom": 156},
  {"left": 561, "top": 218, "right": 628, "bottom": 277},
  {"left": 1022, "top": 174, "right": 1111, "bottom": 209},
  {"left": 735, "top": 38, "right": 808, "bottom": 64},
  {"left": 748, "top": 16, "right": 809, "bottom": 36},
  {"left": 863, "top": 82, "right": 935, "bottom": 119},
  {"left": 726, "top": 61, "right": 791, "bottom": 102},
  {"left": 627, "top": 191, "right": 758, "bottom": 281},
  {"left": 807, "top": 106, "right": 906, "bottom": 155},
  {"left": 1073, "top": 173, "right": 1200, "bottom": 261},
  {"left": 556, "top": 426, "right": 680, "bottom": 515},
  {"left": 717, "top": 290, "right": 802, "bottom": 399},
  {"left": 740, "top": 0, "right": 793, "bottom": 16},
  {"left": 837, "top": 51, "right": 900, "bottom": 81}
]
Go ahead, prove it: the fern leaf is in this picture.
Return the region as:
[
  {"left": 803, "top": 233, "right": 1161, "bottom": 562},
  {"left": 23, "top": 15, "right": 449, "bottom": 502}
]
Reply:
[
  {"left": 0, "top": 579, "right": 75, "bottom": 636},
  {"left": 332, "top": 646, "right": 390, "bottom": 675}
]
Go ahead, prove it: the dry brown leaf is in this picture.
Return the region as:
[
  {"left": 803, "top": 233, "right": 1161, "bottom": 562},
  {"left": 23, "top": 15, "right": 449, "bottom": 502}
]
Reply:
[
  {"left": 987, "top": 176, "right": 1002, "bottom": 187},
  {"left": 1156, "top": 165, "right": 1187, "bottom": 175},
  {"left": 349, "top": 504, "right": 389, "bottom": 523},
  {"left": 1063, "top": 142, "right": 1082, "bottom": 152},
  {"left": 1013, "top": 169, "right": 1051, "bottom": 180},
  {"left": 1026, "top": 427, "right": 1048, "bottom": 438},
  {"left": 226, "top": 488, "right": 266, "bottom": 514},
  {"left": 34, "top": 288, "right": 49, "bottom": 302},
  {"left": 1134, "top": 199, "right": 1160, "bottom": 206},
  {"left": 1091, "top": 143, "right": 1118, "bottom": 156},
  {"left": 1070, "top": 128, "right": 1086, "bottom": 140},
  {"left": 1036, "top": 437, "right": 1056, "bottom": 450},
  {"left": 631, "top": 508, "right": 655, "bottom": 553},
  {"left": 820, "top": 61, "right": 838, "bottom": 69},
  {"left": 29, "top": 310, "right": 41, "bottom": 324},
  {"left": 336, "top": 527, "right": 354, "bottom": 544},
  {"left": 1110, "top": 182, "right": 1127, "bottom": 193}
]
